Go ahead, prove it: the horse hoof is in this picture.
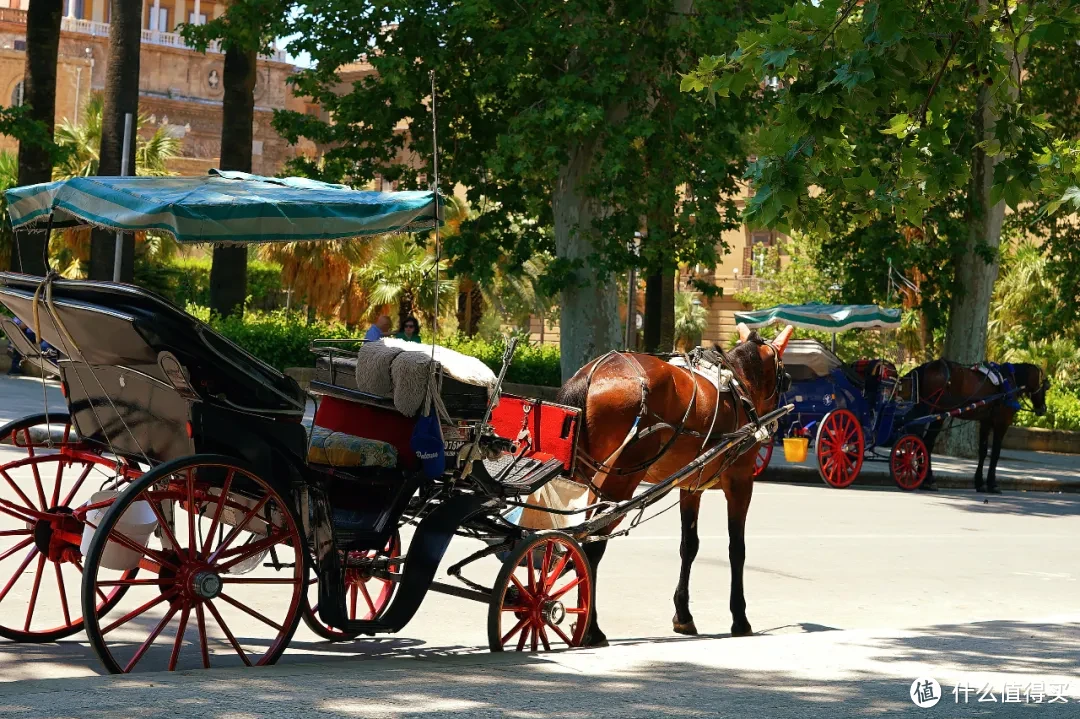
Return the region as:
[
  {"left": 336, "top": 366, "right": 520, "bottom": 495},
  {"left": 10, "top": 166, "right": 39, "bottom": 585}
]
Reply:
[
  {"left": 731, "top": 622, "right": 753, "bottom": 637},
  {"left": 583, "top": 629, "right": 608, "bottom": 647},
  {"left": 987, "top": 486, "right": 1002, "bottom": 495},
  {"left": 975, "top": 484, "right": 985, "bottom": 493},
  {"left": 672, "top": 618, "right": 698, "bottom": 635}
]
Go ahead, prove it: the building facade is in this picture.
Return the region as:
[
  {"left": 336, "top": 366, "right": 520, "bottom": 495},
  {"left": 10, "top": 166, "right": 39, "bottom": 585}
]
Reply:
[{"left": 0, "top": 0, "right": 314, "bottom": 174}]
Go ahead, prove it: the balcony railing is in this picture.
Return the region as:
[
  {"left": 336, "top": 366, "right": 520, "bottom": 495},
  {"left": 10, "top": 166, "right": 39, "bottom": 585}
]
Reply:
[{"left": 0, "top": 12, "right": 289, "bottom": 63}]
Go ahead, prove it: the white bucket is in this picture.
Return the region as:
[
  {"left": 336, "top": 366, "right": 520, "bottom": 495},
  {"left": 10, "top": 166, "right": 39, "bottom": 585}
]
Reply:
[{"left": 80, "top": 491, "right": 159, "bottom": 571}]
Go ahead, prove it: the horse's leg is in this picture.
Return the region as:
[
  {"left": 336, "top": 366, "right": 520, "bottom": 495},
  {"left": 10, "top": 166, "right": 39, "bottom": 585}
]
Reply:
[
  {"left": 582, "top": 539, "right": 609, "bottom": 646},
  {"left": 986, "top": 418, "right": 1008, "bottom": 494},
  {"left": 726, "top": 476, "right": 754, "bottom": 637},
  {"left": 672, "top": 489, "right": 702, "bottom": 635},
  {"left": 974, "top": 420, "right": 991, "bottom": 492},
  {"left": 919, "top": 418, "right": 943, "bottom": 491}
]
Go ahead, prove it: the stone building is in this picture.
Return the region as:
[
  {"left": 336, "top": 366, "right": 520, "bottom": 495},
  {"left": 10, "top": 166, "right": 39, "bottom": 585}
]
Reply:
[{"left": 0, "top": 0, "right": 315, "bottom": 174}]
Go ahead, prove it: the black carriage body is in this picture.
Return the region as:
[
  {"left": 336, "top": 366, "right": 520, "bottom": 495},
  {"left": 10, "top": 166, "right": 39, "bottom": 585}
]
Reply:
[{"left": 0, "top": 273, "right": 309, "bottom": 475}]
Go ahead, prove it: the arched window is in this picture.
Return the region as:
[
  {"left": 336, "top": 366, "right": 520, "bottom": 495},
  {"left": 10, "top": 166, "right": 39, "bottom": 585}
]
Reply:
[{"left": 10, "top": 80, "right": 23, "bottom": 108}]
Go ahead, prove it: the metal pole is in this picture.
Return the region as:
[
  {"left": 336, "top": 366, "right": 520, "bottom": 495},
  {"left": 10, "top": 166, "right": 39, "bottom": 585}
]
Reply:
[
  {"left": 112, "top": 112, "right": 133, "bottom": 282},
  {"left": 625, "top": 265, "right": 636, "bottom": 350}
]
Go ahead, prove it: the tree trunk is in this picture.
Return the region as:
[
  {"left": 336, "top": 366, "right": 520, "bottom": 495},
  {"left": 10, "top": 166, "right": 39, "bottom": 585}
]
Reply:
[
  {"left": 939, "top": 31, "right": 1025, "bottom": 458},
  {"left": 208, "top": 46, "right": 257, "bottom": 318},
  {"left": 643, "top": 267, "right": 675, "bottom": 353},
  {"left": 13, "top": 0, "right": 63, "bottom": 276},
  {"left": 555, "top": 139, "right": 621, "bottom": 382},
  {"left": 88, "top": 0, "right": 142, "bottom": 281}
]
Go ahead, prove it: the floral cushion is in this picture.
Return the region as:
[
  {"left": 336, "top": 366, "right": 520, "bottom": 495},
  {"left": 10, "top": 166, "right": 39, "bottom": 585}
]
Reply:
[{"left": 307, "top": 426, "right": 398, "bottom": 469}]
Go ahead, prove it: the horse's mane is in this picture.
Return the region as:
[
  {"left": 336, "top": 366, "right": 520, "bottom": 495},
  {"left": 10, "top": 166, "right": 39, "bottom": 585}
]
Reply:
[{"left": 716, "top": 330, "right": 767, "bottom": 389}]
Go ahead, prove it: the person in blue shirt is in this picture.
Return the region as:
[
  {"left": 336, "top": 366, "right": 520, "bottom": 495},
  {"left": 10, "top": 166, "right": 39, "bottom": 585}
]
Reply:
[{"left": 364, "top": 315, "right": 392, "bottom": 342}]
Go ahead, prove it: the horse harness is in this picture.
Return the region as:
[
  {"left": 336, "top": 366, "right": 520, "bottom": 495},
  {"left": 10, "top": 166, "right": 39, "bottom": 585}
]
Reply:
[
  {"left": 574, "top": 343, "right": 787, "bottom": 499},
  {"left": 913, "top": 359, "right": 1045, "bottom": 414}
]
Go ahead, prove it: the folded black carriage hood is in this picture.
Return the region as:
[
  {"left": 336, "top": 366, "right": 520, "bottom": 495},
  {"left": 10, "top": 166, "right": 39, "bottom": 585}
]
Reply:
[{"left": 0, "top": 272, "right": 306, "bottom": 417}]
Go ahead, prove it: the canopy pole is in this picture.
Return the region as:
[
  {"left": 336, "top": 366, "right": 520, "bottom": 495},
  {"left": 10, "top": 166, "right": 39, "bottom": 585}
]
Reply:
[
  {"left": 429, "top": 70, "right": 441, "bottom": 353},
  {"left": 112, "top": 113, "right": 133, "bottom": 283},
  {"left": 831, "top": 333, "right": 837, "bottom": 354}
]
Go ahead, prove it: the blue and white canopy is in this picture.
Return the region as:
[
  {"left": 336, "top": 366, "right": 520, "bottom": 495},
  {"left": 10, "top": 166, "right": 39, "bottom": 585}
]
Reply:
[
  {"left": 4, "top": 170, "right": 439, "bottom": 244},
  {"left": 735, "top": 303, "right": 901, "bottom": 333}
]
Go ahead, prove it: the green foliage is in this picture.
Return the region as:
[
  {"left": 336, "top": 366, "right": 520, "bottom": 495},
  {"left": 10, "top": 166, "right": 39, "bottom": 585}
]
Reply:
[
  {"left": 356, "top": 235, "right": 455, "bottom": 326},
  {"left": 1015, "top": 386, "right": 1080, "bottom": 432},
  {"left": 135, "top": 258, "right": 284, "bottom": 310},
  {"left": 185, "top": 304, "right": 563, "bottom": 385},
  {"left": 0, "top": 150, "right": 18, "bottom": 270},
  {"left": 686, "top": 0, "right": 1080, "bottom": 231},
  {"left": 275, "top": 0, "right": 782, "bottom": 293},
  {"left": 179, "top": 0, "right": 293, "bottom": 54}
]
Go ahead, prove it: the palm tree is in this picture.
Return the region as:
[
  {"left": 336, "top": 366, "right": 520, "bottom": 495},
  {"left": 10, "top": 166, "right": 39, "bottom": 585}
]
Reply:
[
  {"left": 259, "top": 238, "right": 377, "bottom": 325},
  {"left": 674, "top": 290, "right": 706, "bottom": 351},
  {"left": 52, "top": 101, "right": 181, "bottom": 277},
  {"left": 357, "top": 235, "right": 456, "bottom": 331},
  {"left": 14, "top": 0, "right": 64, "bottom": 275},
  {"left": 88, "top": 0, "right": 143, "bottom": 280},
  {"left": 54, "top": 94, "right": 180, "bottom": 178}
]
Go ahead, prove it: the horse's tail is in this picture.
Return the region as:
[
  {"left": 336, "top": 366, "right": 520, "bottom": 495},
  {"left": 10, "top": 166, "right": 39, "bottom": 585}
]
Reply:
[{"left": 556, "top": 367, "right": 591, "bottom": 410}]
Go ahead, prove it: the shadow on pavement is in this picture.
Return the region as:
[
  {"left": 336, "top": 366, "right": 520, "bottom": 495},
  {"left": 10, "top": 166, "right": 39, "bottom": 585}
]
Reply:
[{"left": 0, "top": 619, "right": 1075, "bottom": 718}]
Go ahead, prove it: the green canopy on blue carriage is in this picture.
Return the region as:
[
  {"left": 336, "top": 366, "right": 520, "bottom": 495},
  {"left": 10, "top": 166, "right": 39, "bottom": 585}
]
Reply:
[
  {"left": 734, "top": 303, "right": 901, "bottom": 333},
  {"left": 4, "top": 170, "right": 439, "bottom": 245}
]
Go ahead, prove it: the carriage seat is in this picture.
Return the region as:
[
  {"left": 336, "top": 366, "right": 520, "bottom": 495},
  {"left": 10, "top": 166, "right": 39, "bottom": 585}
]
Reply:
[{"left": 307, "top": 426, "right": 398, "bottom": 469}]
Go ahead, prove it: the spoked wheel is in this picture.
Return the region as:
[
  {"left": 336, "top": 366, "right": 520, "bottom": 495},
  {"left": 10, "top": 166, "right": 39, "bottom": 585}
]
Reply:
[
  {"left": 81, "top": 454, "right": 306, "bottom": 673},
  {"left": 488, "top": 531, "right": 592, "bottom": 652},
  {"left": 752, "top": 442, "right": 773, "bottom": 478},
  {"left": 0, "top": 413, "right": 137, "bottom": 642},
  {"left": 302, "top": 531, "right": 401, "bottom": 641},
  {"left": 815, "top": 409, "right": 865, "bottom": 489},
  {"left": 890, "top": 435, "right": 929, "bottom": 491}
]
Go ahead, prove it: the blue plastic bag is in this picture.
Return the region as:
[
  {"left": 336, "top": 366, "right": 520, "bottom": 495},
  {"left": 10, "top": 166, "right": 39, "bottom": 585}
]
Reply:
[{"left": 411, "top": 410, "right": 446, "bottom": 479}]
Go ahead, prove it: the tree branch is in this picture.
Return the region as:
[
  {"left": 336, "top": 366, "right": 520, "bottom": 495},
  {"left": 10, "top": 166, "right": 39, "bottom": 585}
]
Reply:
[{"left": 821, "top": 0, "right": 860, "bottom": 48}]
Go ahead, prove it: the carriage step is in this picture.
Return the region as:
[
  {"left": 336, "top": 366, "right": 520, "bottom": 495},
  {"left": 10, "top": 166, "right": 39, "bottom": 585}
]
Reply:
[{"left": 500, "top": 457, "right": 566, "bottom": 497}]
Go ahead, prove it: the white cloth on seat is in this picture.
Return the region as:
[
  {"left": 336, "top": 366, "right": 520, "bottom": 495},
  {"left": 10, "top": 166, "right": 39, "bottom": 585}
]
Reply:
[
  {"left": 354, "top": 340, "right": 403, "bottom": 397},
  {"left": 382, "top": 338, "right": 497, "bottom": 389}
]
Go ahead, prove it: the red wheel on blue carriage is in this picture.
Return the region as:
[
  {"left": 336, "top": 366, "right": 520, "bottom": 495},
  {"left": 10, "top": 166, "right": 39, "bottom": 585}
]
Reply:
[
  {"left": 0, "top": 413, "right": 139, "bottom": 642},
  {"left": 815, "top": 409, "right": 864, "bottom": 489},
  {"left": 752, "top": 442, "right": 773, "bottom": 478},
  {"left": 890, "top": 434, "right": 929, "bottom": 491},
  {"left": 302, "top": 530, "right": 401, "bottom": 641},
  {"left": 81, "top": 455, "right": 306, "bottom": 673},
  {"left": 488, "top": 530, "right": 592, "bottom": 652}
]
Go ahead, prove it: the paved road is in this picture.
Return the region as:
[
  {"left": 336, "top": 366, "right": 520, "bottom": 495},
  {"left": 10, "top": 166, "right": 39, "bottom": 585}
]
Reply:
[{"left": 0, "top": 375, "right": 1078, "bottom": 716}]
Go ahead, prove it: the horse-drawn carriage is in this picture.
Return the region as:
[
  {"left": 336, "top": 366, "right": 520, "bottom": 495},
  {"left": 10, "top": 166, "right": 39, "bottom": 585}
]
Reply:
[
  {"left": 0, "top": 173, "right": 790, "bottom": 672},
  {"left": 744, "top": 303, "right": 1048, "bottom": 492},
  {"left": 740, "top": 304, "right": 934, "bottom": 489}
]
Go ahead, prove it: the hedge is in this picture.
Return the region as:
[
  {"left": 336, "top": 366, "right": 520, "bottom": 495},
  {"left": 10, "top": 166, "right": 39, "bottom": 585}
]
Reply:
[
  {"left": 136, "top": 258, "right": 284, "bottom": 311},
  {"left": 188, "top": 306, "right": 563, "bottom": 387},
  {"left": 1014, "top": 386, "right": 1080, "bottom": 432}
]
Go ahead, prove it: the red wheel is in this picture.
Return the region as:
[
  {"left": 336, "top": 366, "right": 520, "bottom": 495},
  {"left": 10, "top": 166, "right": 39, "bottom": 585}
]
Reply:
[
  {"left": 815, "top": 409, "right": 864, "bottom": 489},
  {"left": 0, "top": 414, "right": 138, "bottom": 642},
  {"left": 302, "top": 531, "right": 400, "bottom": 641},
  {"left": 81, "top": 455, "right": 305, "bottom": 673},
  {"left": 752, "top": 442, "right": 773, "bottom": 478},
  {"left": 488, "top": 531, "right": 592, "bottom": 652},
  {"left": 890, "top": 435, "right": 928, "bottom": 491}
]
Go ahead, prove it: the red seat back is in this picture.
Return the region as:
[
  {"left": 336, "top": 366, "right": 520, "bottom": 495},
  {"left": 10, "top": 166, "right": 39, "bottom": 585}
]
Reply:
[
  {"left": 312, "top": 396, "right": 418, "bottom": 469},
  {"left": 489, "top": 395, "right": 579, "bottom": 473}
]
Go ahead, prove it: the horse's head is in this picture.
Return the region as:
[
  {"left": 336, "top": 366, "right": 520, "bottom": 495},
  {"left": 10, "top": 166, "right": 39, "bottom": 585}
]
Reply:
[
  {"left": 724, "top": 323, "right": 795, "bottom": 415},
  {"left": 1019, "top": 363, "right": 1049, "bottom": 416}
]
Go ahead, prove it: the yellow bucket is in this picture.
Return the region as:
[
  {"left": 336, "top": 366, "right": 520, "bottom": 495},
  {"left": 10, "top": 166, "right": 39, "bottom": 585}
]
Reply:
[{"left": 783, "top": 437, "right": 809, "bottom": 463}]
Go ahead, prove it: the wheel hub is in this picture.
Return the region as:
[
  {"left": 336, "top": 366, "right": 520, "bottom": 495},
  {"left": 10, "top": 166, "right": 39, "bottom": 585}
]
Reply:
[
  {"left": 541, "top": 599, "right": 566, "bottom": 626},
  {"left": 32, "top": 507, "right": 83, "bottom": 563},
  {"left": 191, "top": 571, "right": 223, "bottom": 599}
]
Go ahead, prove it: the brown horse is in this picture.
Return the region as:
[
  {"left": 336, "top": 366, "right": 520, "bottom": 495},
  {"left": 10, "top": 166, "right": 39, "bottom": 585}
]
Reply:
[
  {"left": 556, "top": 324, "right": 794, "bottom": 644},
  {"left": 903, "top": 360, "right": 1049, "bottom": 493}
]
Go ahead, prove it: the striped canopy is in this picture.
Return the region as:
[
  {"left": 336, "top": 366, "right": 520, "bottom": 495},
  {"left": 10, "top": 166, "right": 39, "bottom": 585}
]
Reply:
[
  {"left": 4, "top": 170, "right": 439, "bottom": 244},
  {"left": 735, "top": 303, "right": 901, "bottom": 333}
]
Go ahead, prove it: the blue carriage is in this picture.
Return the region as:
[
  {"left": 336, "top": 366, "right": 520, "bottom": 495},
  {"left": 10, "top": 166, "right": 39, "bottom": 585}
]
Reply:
[{"left": 739, "top": 304, "right": 929, "bottom": 490}]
